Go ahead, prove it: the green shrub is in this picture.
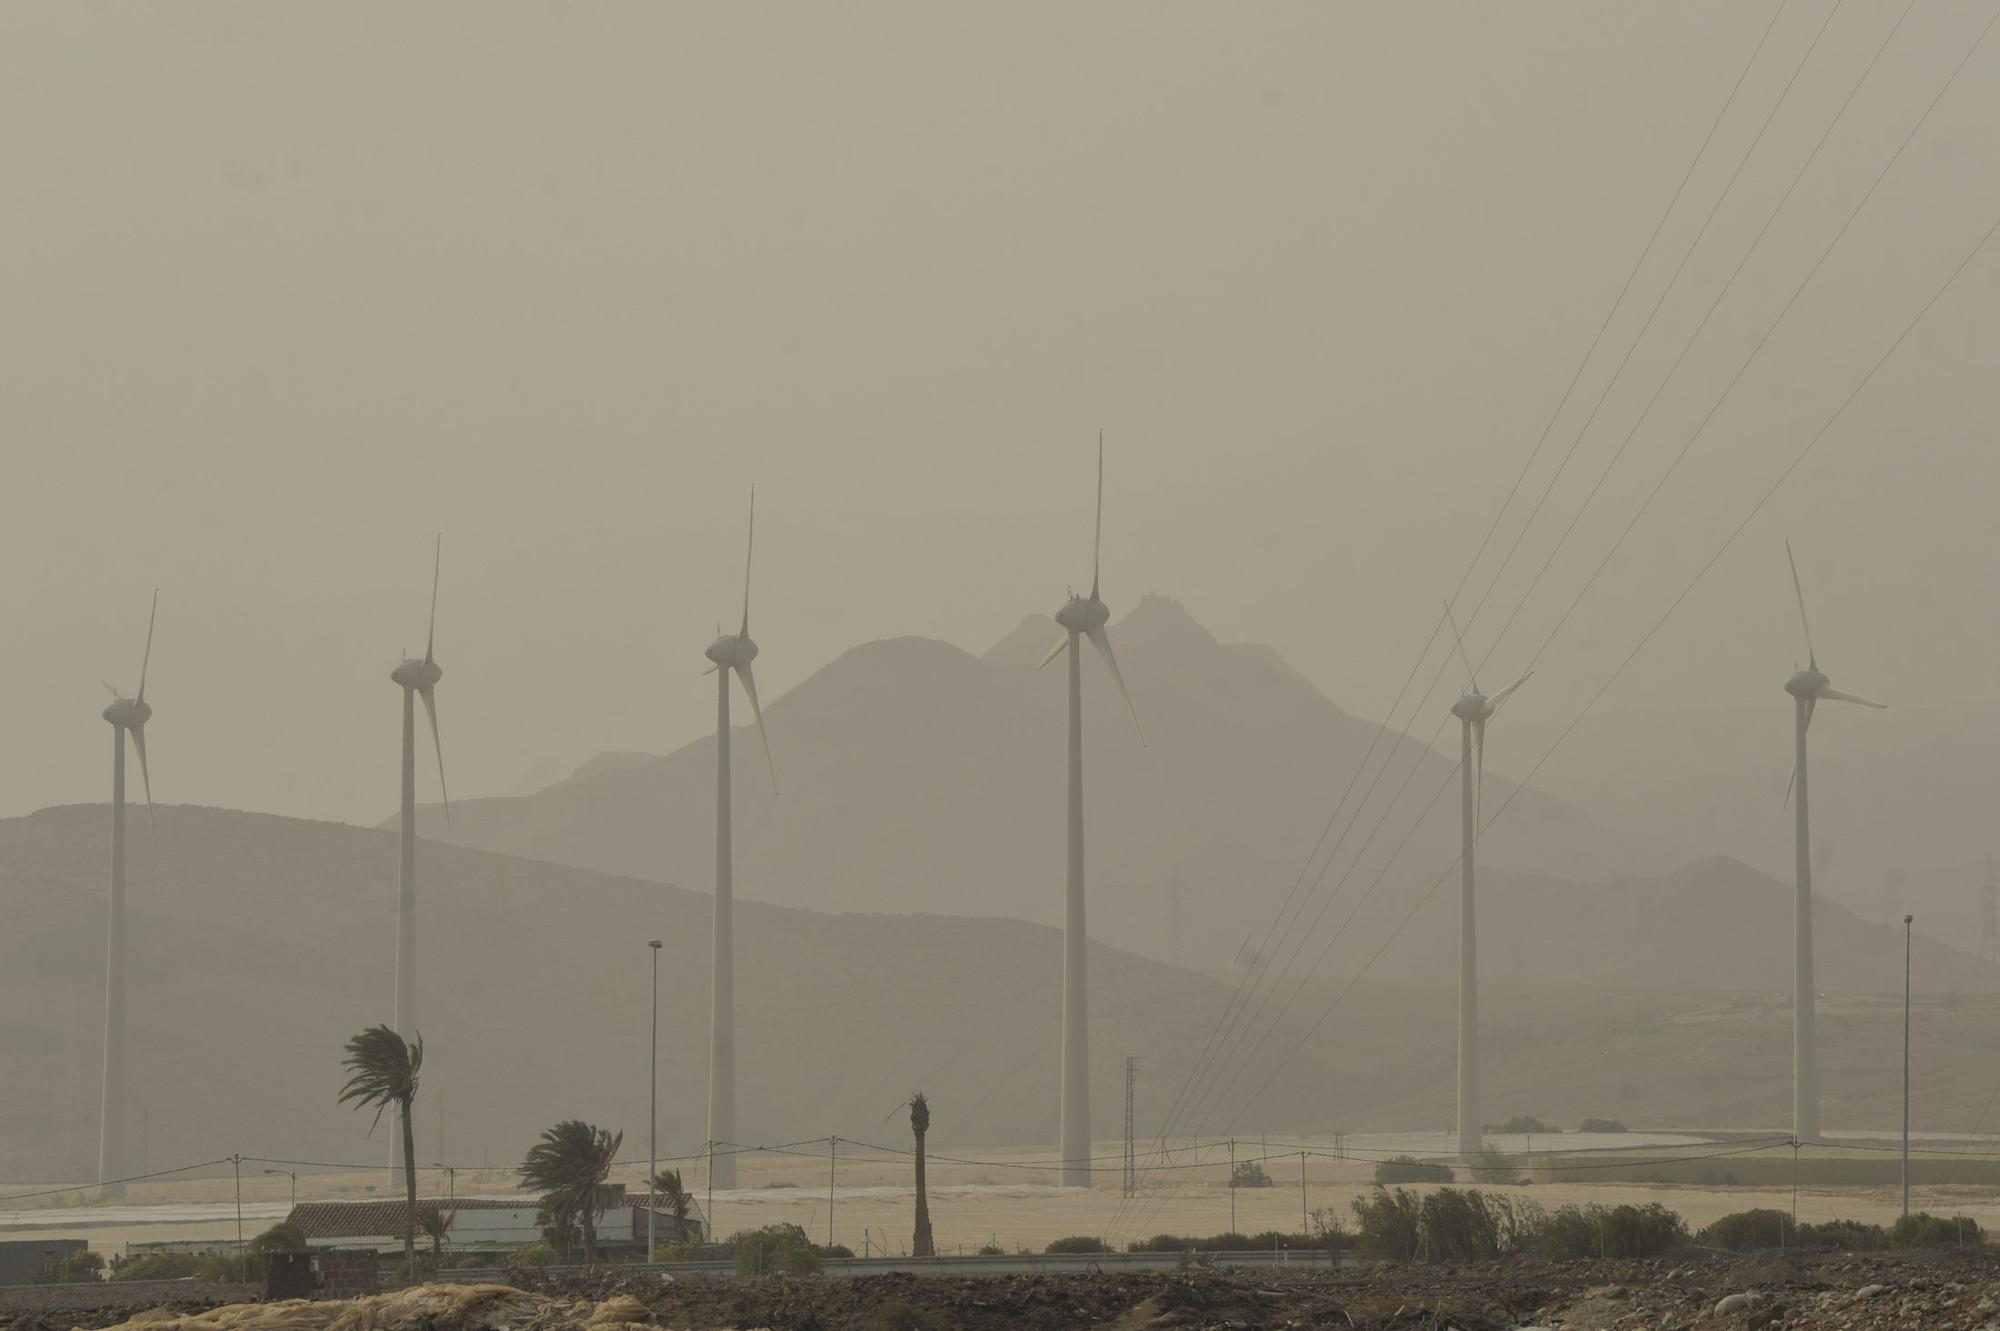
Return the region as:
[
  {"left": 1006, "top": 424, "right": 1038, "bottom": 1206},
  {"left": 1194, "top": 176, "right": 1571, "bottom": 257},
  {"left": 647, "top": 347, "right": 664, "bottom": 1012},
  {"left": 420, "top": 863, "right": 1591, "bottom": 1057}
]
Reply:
[
  {"left": 1578, "top": 1118, "right": 1628, "bottom": 1134},
  {"left": 27, "top": 1250, "right": 104, "bottom": 1284},
  {"left": 110, "top": 1253, "right": 203, "bottom": 1282},
  {"left": 1350, "top": 1187, "right": 1423, "bottom": 1261},
  {"left": 1890, "top": 1212, "right": 1982, "bottom": 1249},
  {"left": 975, "top": 1244, "right": 1004, "bottom": 1256},
  {"left": 1373, "top": 1155, "right": 1452, "bottom": 1184},
  {"left": 1230, "top": 1160, "right": 1273, "bottom": 1188},
  {"left": 735, "top": 1224, "right": 821, "bottom": 1276},
  {"left": 509, "top": 1243, "right": 559, "bottom": 1267},
  {"left": 1540, "top": 1203, "right": 1688, "bottom": 1258},
  {"left": 1698, "top": 1208, "right": 1792, "bottom": 1252},
  {"left": 1043, "top": 1235, "right": 1111, "bottom": 1254},
  {"left": 1490, "top": 1116, "right": 1557, "bottom": 1135},
  {"left": 1466, "top": 1146, "right": 1523, "bottom": 1185}
]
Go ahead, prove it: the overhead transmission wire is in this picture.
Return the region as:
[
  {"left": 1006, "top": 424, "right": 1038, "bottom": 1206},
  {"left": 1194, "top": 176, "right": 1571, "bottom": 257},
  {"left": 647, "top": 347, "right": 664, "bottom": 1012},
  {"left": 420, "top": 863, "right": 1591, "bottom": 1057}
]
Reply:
[
  {"left": 1116, "top": 5, "right": 2000, "bottom": 1238},
  {"left": 1208, "top": 180, "right": 2000, "bottom": 1173},
  {"left": 0, "top": 1158, "right": 236, "bottom": 1206},
  {"left": 1108, "top": 3, "right": 1795, "bottom": 1237},
  {"left": 1173, "top": 0, "right": 1926, "bottom": 1158},
  {"left": 1118, "top": 2, "right": 1840, "bottom": 1227}
]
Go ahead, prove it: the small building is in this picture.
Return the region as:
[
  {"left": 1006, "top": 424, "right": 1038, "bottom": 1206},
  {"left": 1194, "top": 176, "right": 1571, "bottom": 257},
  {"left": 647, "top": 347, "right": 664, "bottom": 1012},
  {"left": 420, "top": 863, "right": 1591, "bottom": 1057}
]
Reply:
[
  {"left": 629, "top": 1190, "right": 707, "bottom": 1245},
  {"left": 0, "top": 1239, "right": 87, "bottom": 1287},
  {"left": 286, "top": 1198, "right": 554, "bottom": 1253}
]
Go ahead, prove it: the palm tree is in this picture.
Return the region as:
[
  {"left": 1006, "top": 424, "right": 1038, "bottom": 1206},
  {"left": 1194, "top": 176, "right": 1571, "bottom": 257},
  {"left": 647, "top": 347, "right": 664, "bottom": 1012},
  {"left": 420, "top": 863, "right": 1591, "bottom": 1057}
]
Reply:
[
  {"left": 910, "top": 1092, "right": 934, "bottom": 1258},
  {"left": 337, "top": 1025, "right": 424, "bottom": 1266},
  {"left": 415, "top": 1205, "right": 454, "bottom": 1260},
  {"left": 518, "top": 1120, "right": 623, "bottom": 1265},
  {"left": 250, "top": 1221, "right": 308, "bottom": 1254},
  {"left": 649, "top": 1168, "right": 695, "bottom": 1244}
]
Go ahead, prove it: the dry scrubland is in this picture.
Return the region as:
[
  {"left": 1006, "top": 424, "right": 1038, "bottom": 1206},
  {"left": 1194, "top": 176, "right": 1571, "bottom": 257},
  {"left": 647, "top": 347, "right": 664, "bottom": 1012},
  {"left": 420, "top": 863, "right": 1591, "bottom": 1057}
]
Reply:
[{"left": 6, "top": 1135, "right": 1995, "bottom": 1259}]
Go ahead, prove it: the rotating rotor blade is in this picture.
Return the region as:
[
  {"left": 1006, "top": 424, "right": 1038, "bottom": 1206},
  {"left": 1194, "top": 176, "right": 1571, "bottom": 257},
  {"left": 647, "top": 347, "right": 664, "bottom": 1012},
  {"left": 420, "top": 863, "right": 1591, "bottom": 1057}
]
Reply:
[
  {"left": 1036, "top": 634, "right": 1070, "bottom": 671},
  {"left": 1487, "top": 670, "right": 1532, "bottom": 712},
  {"left": 740, "top": 486, "right": 756, "bottom": 637},
  {"left": 702, "top": 664, "right": 720, "bottom": 676},
  {"left": 137, "top": 588, "right": 158, "bottom": 704},
  {"left": 102, "top": 681, "right": 122, "bottom": 699},
  {"left": 129, "top": 725, "right": 155, "bottom": 835},
  {"left": 419, "top": 686, "right": 450, "bottom": 828},
  {"left": 1091, "top": 430, "right": 1104, "bottom": 600},
  {"left": 1784, "top": 761, "right": 1797, "bottom": 810},
  {"left": 734, "top": 662, "right": 778, "bottom": 792},
  {"left": 1085, "top": 624, "right": 1145, "bottom": 746},
  {"left": 1820, "top": 685, "right": 1886, "bottom": 709},
  {"left": 1442, "top": 599, "right": 1478, "bottom": 695},
  {"left": 1784, "top": 540, "right": 1816, "bottom": 670},
  {"left": 425, "top": 535, "right": 441, "bottom": 666}
]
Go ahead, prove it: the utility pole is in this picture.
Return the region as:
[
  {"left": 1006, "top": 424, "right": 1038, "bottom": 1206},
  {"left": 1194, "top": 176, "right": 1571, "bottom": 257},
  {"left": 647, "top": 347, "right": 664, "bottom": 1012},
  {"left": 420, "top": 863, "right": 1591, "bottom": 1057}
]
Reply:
[
  {"left": 1982, "top": 858, "right": 1998, "bottom": 966},
  {"left": 649, "top": 938, "right": 663, "bottom": 1261},
  {"left": 1122, "top": 1058, "right": 1137, "bottom": 1199},
  {"left": 706, "top": 1141, "right": 715, "bottom": 1247},
  {"left": 1228, "top": 1138, "right": 1237, "bottom": 1235},
  {"left": 1170, "top": 878, "right": 1182, "bottom": 966},
  {"left": 1903, "top": 913, "right": 1914, "bottom": 1219},
  {"left": 232, "top": 1155, "right": 243, "bottom": 1256},
  {"left": 828, "top": 1137, "right": 838, "bottom": 1250},
  {"left": 1298, "top": 1151, "right": 1308, "bottom": 1233}
]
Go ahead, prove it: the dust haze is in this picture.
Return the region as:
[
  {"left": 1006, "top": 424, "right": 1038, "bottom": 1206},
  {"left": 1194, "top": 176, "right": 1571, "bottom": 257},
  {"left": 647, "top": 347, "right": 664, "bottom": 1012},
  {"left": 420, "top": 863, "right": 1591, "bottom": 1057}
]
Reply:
[{"left": 4, "top": 0, "right": 2000, "bottom": 1264}]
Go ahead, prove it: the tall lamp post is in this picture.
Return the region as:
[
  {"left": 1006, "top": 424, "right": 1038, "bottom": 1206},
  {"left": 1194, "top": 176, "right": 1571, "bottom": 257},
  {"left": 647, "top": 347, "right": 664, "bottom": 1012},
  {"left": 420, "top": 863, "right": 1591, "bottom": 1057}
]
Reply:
[
  {"left": 262, "top": 1168, "right": 297, "bottom": 1209},
  {"left": 649, "top": 938, "right": 663, "bottom": 1261},
  {"left": 1902, "top": 913, "right": 1913, "bottom": 1219}
]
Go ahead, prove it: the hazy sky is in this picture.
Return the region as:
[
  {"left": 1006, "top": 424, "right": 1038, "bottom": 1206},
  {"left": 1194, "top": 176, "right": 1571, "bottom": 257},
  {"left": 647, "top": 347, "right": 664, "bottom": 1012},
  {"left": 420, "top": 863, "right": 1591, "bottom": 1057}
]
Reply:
[{"left": 4, "top": 1, "right": 1996, "bottom": 829}]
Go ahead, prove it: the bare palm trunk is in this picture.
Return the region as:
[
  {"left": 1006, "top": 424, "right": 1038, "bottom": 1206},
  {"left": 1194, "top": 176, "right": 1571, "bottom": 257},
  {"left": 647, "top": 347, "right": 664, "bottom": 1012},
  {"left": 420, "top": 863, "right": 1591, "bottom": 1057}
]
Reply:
[
  {"left": 581, "top": 1208, "right": 597, "bottom": 1266},
  {"left": 912, "top": 1128, "right": 933, "bottom": 1257},
  {"left": 400, "top": 1096, "right": 418, "bottom": 1269}
]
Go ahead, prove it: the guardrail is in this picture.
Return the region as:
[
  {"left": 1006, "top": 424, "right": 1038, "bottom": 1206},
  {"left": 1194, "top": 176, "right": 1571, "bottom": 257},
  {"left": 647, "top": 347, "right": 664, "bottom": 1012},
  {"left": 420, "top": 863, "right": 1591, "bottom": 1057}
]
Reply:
[{"left": 428, "top": 1248, "right": 1358, "bottom": 1283}]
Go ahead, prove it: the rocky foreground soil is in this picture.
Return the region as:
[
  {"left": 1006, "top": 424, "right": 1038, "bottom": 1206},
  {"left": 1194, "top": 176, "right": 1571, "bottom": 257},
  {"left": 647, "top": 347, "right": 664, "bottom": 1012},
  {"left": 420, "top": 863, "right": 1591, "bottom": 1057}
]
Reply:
[{"left": 8, "top": 1248, "right": 2000, "bottom": 1331}]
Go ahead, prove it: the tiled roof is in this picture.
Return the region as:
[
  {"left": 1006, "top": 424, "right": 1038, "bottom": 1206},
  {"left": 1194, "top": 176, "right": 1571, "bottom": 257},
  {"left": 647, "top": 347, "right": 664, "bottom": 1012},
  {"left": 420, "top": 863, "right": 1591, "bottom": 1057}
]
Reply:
[{"left": 284, "top": 1197, "right": 540, "bottom": 1240}]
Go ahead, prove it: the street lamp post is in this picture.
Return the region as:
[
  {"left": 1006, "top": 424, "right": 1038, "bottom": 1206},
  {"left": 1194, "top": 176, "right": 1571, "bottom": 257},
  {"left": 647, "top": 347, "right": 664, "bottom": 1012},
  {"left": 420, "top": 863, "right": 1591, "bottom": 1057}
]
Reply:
[
  {"left": 1903, "top": 913, "right": 1913, "bottom": 1219},
  {"left": 649, "top": 939, "right": 663, "bottom": 1262},
  {"left": 262, "top": 1168, "right": 297, "bottom": 1209}
]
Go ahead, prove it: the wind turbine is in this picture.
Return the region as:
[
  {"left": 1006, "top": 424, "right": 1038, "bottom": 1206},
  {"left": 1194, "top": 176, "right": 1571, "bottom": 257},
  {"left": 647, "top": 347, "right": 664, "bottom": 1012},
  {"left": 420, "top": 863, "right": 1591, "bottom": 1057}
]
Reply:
[
  {"left": 1035, "top": 434, "right": 1144, "bottom": 1187},
  {"left": 1782, "top": 540, "right": 1883, "bottom": 1142},
  {"left": 388, "top": 537, "right": 449, "bottom": 1172},
  {"left": 702, "top": 487, "right": 776, "bottom": 1189},
  {"left": 1443, "top": 603, "right": 1529, "bottom": 1159},
  {"left": 98, "top": 590, "right": 157, "bottom": 1200}
]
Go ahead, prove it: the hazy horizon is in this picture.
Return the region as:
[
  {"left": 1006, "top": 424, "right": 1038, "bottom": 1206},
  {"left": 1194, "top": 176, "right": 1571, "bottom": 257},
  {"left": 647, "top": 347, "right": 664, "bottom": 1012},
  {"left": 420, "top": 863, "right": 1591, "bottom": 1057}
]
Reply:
[{"left": 4, "top": 1, "right": 1997, "bottom": 833}]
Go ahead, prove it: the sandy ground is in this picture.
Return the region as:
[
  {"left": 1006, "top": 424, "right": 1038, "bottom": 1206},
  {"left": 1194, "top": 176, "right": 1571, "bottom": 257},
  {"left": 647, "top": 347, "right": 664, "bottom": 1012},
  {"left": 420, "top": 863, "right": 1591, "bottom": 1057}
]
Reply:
[{"left": 4, "top": 1131, "right": 1994, "bottom": 1258}]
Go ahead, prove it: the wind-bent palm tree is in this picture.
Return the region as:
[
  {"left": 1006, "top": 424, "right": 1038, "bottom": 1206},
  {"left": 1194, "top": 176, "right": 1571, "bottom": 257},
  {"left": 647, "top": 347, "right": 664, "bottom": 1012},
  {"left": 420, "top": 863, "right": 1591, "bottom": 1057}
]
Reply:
[
  {"left": 338, "top": 1025, "right": 423, "bottom": 1266},
  {"left": 649, "top": 1168, "right": 695, "bottom": 1243},
  {"left": 910, "top": 1092, "right": 934, "bottom": 1258},
  {"left": 415, "top": 1205, "right": 454, "bottom": 1259},
  {"left": 518, "top": 1120, "right": 623, "bottom": 1265}
]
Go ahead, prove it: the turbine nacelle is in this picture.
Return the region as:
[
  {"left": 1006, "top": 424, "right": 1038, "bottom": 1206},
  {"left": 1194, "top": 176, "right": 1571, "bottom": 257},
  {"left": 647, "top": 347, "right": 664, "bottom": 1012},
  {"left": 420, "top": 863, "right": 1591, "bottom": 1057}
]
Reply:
[
  {"left": 390, "top": 658, "right": 444, "bottom": 691},
  {"left": 1053, "top": 595, "right": 1110, "bottom": 635},
  {"left": 1784, "top": 667, "right": 1829, "bottom": 701},
  {"left": 706, "top": 633, "right": 759, "bottom": 670},
  {"left": 1450, "top": 690, "right": 1493, "bottom": 725},
  {"left": 101, "top": 696, "right": 152, "bottom": 729}
]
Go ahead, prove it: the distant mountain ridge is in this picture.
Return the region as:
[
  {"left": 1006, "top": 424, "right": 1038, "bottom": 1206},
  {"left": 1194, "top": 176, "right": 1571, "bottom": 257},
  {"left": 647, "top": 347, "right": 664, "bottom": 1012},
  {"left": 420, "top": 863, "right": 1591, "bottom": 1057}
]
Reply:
[{"left": 404, "top": 595, "right": 1694, "bottom": 962}]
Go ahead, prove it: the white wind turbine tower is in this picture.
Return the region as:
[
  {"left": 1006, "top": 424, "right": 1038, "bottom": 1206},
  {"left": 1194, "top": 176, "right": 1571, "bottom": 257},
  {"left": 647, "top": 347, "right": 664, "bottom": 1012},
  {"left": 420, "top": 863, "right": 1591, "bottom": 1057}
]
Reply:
[
  {"left": 1036, "top": 435, "right": 1144, "bottom": 1187},
  {"left": 702, "top": 488, "right": 777, "bottom": 1189},
  {"left": 388, "top": 537, "right": 450, "bottom": 1173},
  {"left": 98, "top": 590, "right": 158, "bottom": 1200},
  {"left": 1782, "top": 541, "right": 1884, "bottom": 1143},
  {"left": 1443, "top": 604, "right": 1529, "bottom": 1159}
]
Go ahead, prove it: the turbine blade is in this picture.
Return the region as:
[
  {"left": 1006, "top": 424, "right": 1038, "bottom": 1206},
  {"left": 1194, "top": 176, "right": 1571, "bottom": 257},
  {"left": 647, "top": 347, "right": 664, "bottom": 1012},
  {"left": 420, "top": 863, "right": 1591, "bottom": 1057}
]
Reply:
[
  {"left": 1487, "top": 671, "right": 1532, "bottom": 712},
  {"left": 1091, "top": 431, "right": 1104, "bottom": 600},
  {"left": 1785, "top": 540, "right": 1816, "bottom": 670},
  {"left": 425, "top": 535, "right": 441, "bottom": 666},
  {"left": 102, "top": 681, "right": 122, "bottom": 699},
  {"left": 1820, "top": 686, "right": 1886, "bottom": 709},
  {"left": 740, "top": 486, "right": 755, "bottom": 637},
  {"left": 702, "top": 664, "right": 720, "bottom": 677},
  {"left": 137, "top": 588, "right": 158, "bottom": 704},
  {"left": 1036, "top": 634, "right": 1070, "bottom": 671},
  {"left": 735, "top": 662, "right": 778, "bottom": 792},
  {"left": 1784, "top": 761, "right": 1797, "bottom": 810},
  {"left": 129, "top": 725, "right": 155, "bottom": 835},
  {"left": 1085, "top": 624, "right": 1145, "bottom": 746},
  {"left": 420, "top": 685, "right": 450, "bottom": 828},
  {"left": 1803, "top": 694, "right": 1817, "bottom": 734},
  {"left": 1442, "top": 600, "right": 1478, "bottom": 695}
]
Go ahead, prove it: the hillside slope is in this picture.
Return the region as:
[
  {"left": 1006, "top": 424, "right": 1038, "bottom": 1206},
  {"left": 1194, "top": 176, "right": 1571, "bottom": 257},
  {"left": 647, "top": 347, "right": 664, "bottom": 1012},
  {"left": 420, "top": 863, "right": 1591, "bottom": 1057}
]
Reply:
[{"left": 404, "top": 597, "right": 1691, "bottom": 963}]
